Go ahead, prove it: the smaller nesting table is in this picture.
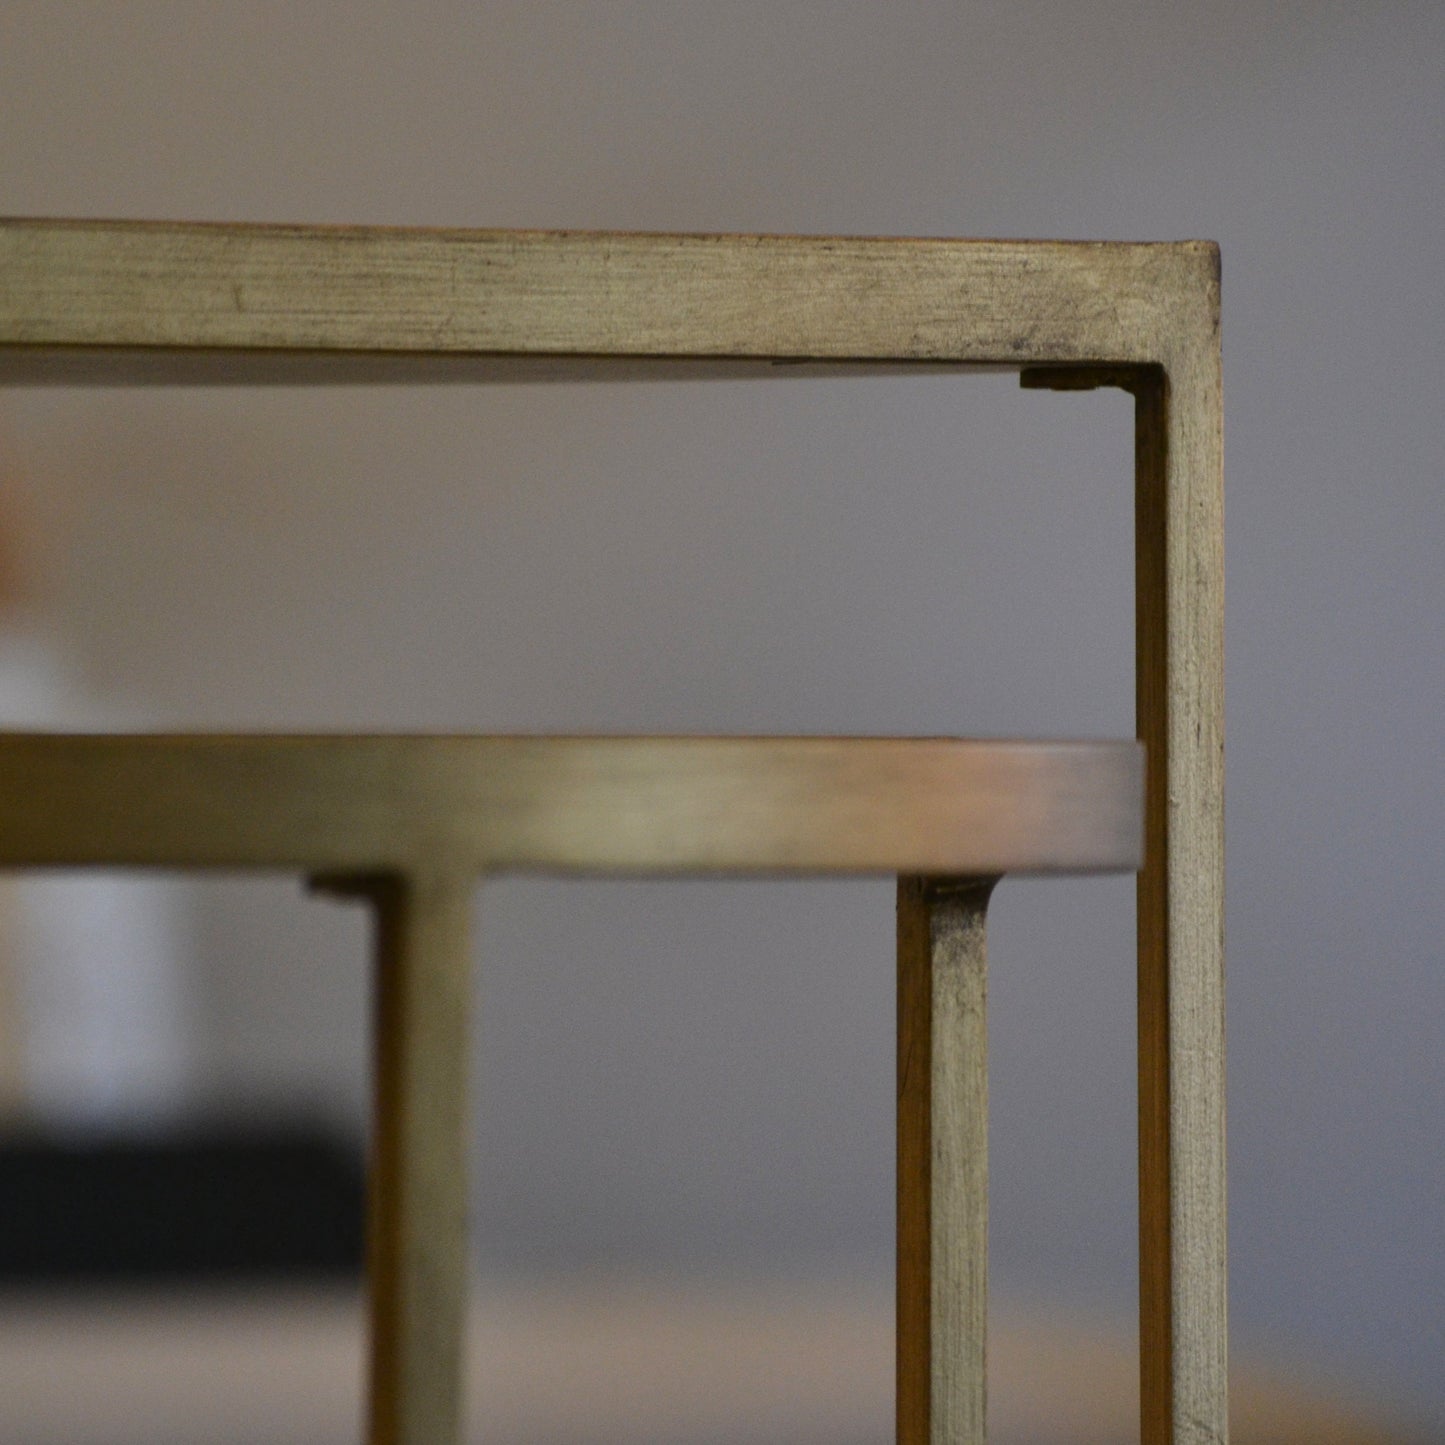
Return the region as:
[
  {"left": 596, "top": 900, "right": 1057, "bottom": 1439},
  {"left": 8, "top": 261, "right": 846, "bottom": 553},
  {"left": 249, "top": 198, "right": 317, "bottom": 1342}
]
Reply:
[{"left": 0, "top": 732, "right": 1140, "bottom": 1443}]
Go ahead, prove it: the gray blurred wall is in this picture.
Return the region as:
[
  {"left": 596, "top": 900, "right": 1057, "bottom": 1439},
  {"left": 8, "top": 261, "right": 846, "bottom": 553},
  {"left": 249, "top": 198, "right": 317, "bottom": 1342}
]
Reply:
[{"left": 2, "top": 0, "right": 1442, "bottom": 1421}]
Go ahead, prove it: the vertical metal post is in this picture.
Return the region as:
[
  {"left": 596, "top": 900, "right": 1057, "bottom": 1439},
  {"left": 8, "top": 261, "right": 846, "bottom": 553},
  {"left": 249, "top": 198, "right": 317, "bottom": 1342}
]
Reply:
[
  {"left": 319, "top": 869, "right": 474, "bottom": 1445},
  {"left": 898, "top": 875, "right": 995, "bottom": 1445}
]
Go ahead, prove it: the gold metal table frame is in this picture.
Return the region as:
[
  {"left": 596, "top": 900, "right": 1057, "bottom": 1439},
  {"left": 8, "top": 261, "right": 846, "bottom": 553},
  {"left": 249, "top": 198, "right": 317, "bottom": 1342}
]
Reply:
[{"left": 0, "top": 222, "right": 1224, "bottom": 1445}]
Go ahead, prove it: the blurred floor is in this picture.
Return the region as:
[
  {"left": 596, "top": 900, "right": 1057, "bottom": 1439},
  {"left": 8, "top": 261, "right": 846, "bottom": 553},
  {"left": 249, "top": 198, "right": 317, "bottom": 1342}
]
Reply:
[{"left": 0, "top": 1277, "right": 1426, "bottom": 1444}]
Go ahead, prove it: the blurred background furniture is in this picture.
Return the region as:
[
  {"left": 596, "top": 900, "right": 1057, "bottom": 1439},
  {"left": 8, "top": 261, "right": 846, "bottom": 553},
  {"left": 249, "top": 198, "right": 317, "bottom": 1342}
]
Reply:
[{"left": 0, "top": 1281, "right": 1423, "bottom": 1445}]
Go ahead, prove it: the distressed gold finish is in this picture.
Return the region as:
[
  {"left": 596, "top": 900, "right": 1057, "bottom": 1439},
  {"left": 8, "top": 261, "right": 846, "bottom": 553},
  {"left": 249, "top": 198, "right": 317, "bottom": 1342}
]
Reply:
[
  {"left": 0, "top": 220, "right": 1223, "bottom": 1445},
  {"left": 0, "top": 735, "right": 1142, "bottom": 876}
]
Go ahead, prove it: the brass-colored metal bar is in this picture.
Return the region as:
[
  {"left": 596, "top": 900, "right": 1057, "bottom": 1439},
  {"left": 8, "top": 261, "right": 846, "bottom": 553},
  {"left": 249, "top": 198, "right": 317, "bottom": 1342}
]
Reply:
[
  {"left": 898, "top": 876, "right": 995, "bottom": 1445},
  {"left": 324, "top": 871, "right": 473, "bottom": 1445},
  {"left": 0, "top": 735, "right": 1143, "bottom": 878}
]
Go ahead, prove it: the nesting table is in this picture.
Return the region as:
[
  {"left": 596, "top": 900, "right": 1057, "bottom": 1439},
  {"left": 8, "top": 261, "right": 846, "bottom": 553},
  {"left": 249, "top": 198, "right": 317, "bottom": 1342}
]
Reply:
[{"left": 0, "top": 222, "right": 1224, "bottom": 1445}]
